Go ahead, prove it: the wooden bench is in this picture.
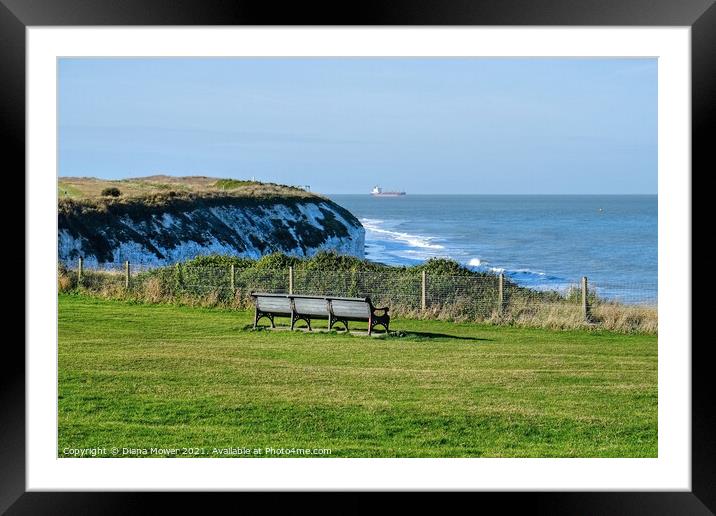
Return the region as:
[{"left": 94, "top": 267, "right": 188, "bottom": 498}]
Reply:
[{"left": 251, "top": 293, "right": 390, "bottom": 335}]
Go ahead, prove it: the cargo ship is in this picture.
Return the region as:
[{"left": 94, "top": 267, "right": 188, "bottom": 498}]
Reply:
[{"left": 371, "top": 185, "right": 406, "bottom": 197}]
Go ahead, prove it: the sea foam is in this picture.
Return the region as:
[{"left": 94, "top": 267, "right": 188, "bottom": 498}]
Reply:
[{"left": 361, "top": 218, "right": 444, "bottom": 251}]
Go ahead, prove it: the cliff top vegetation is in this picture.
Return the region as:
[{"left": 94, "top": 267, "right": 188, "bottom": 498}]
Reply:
[
  {"left": 57, "top": 176, "right": 348, "bottom": 220},
  {"left": 58, "top": 175, "right": 319, "bottom": 203}
]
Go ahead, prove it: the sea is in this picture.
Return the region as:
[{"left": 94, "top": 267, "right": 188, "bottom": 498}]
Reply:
[{"left": 328, "top": 195, "right": 657, "bottom": 304}]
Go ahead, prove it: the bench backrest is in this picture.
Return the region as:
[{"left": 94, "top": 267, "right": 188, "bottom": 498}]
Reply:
[
  {"left": 293, "top": 296, "right": 330, "bottom": 316},
  {"left": 254, "top": 294, "right": 292, "bottom": 313},
  {"left": 330, "top": 298, "right": 371, "bottom": 318}
]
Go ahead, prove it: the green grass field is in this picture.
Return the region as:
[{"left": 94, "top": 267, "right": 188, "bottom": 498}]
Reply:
[{"left": 58, "top": 295, "right": 657, "bottom": 458}]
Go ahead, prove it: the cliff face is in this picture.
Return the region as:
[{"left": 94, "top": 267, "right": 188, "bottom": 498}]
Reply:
[{"left": 58, "top": 195, "right": 365, "bottom": 266}]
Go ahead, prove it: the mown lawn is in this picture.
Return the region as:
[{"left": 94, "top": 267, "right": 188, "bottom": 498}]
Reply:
[{"left": 58, "top": 294, "right": 657, "bottom": 458}]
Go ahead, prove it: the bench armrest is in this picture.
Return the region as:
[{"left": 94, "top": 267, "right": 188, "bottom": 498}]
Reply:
[{"left": 372, "top": 306, "right": 389, "bottom": 313}]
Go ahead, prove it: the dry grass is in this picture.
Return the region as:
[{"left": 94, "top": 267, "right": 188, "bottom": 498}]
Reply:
[
  {"left": 142, "top": 277, "right": 165, "bottom": 303},
  {"left": 590, "top": 303, "right": 658, "bottom": 334}
]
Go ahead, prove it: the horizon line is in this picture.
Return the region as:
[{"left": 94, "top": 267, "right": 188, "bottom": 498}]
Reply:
[{"left": 324, "top": 192, "right": 658, "bottom": 196}]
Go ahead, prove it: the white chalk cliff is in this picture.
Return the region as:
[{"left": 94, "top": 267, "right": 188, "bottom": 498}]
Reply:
[{"left": 58, "top": 196, "right": 365, "bottom": 267}]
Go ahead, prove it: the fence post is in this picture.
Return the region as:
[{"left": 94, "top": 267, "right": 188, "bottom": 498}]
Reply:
[
  {"left": 230, "top": 264, "right": 235, "bottom": 293},
  {"left": 77, "top": 257, "right": 83, "bottom": 285},
  {"left": 421, "top": 270, "right": 427, "bottom": 310},
  {"left": 498, "top": 273, "right": 505, "bottom": 314},
  {"left": 289, "top": 266, "right": 294, "bottom": 294},
  {"left": 581, "top": 276, "right": 591, "bottom": 321},
  {"left": 124, "top": 260, "right": 130, "bottom": 289}
]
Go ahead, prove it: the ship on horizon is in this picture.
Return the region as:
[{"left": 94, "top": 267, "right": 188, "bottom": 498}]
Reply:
[{"left": 371, "top": 185, "right": 406, "bottom": 197}]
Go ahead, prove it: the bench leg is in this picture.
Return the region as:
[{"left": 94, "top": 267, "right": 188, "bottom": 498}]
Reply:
[
  {"left": 292, "top": 314, "right": 311, "bottom": 331},
  {"left": 370, "top": 314, "right": 390, "bottom": 335},
  {"left": 254, "top": 311, "right": 276, "bottom": 329},
  {"left": 329, "top": 318, "right": 348, "bottom": 331}
]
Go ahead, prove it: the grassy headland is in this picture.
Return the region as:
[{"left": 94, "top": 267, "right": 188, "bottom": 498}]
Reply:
[
  {"left": 58, "top": 175, "right": 316, "bottom": 201},
  {"left": 57, "top": 175, "right": 337, "bottom": 221}
]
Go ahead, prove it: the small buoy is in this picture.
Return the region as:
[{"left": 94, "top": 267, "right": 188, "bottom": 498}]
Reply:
[{"left": 598, "top": 208, "right": 603, "bottom": 212}]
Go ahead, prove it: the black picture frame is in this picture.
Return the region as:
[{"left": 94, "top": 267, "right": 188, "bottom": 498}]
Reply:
[{"left": 4, "top": 0, "right": 711, "bottom": 512}]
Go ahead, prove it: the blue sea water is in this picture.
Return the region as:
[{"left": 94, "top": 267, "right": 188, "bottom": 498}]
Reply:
[{"left": 328, "top": 195, "right": 657, "bottom": 302}]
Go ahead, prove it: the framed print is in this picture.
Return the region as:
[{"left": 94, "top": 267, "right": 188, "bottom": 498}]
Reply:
[{"left": 4, "top": 0, "right": 713, "bottom": 512}]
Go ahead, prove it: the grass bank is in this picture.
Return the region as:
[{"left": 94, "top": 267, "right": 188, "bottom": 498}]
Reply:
[{"left": 58, "top": 295, "right": 657, "bottom": 458}]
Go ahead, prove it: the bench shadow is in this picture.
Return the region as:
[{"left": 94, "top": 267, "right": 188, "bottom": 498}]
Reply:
[
  {"left": 391, "top": 331, "right": 492, "bottom": 342},
  {"left": 242, "top": 324, "right": 491, "bottom": 342}
]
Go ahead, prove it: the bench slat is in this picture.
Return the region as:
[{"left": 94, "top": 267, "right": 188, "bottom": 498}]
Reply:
[
  {"left": 256, "top": 297, "right": 292, "bottom": 312},
  {"left": 293, "top": 297, "right": 329, "bottom": 316},
  {"left": 330, "top": 299, "right": 371, "bottom": 318}
]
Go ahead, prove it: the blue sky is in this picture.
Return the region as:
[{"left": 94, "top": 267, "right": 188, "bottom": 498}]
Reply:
[{"left": 58, "top": 58, "right": 657, "bottom": 194}]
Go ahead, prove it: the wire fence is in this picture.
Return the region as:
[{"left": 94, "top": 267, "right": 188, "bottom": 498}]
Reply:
[{"left": 60, "top": 259, "right": 657, "bottom": 332}]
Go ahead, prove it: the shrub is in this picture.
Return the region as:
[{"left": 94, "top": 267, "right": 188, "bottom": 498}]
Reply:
[
  {"left": 416, "top": 257, "right": 476, "bottom": 277},
  {"left": 101, "top": 187, "right": 121, "bottom": 197}
]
